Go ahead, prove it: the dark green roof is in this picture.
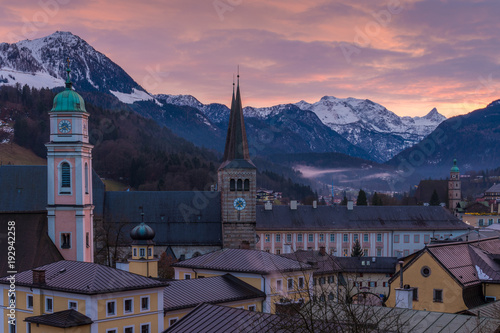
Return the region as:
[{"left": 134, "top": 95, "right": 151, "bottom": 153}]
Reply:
[
  {"left": 451, "top": 159, "right": 459, "bottom": 172},
  {"left": 51, "top": 88, "right": 86, "bottom": 112}
]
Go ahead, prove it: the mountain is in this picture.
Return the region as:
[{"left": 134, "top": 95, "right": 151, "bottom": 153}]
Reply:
[
  {"left": 387, "top": 100, "right": 500, "bottom": 181},
  {"left": 0, "top": 31, "right": 153, "bottom": 102},
  {"left": 293, "top": 96, "right": 446, "bottom": 162}
]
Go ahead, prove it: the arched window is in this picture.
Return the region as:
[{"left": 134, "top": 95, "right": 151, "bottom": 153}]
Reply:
[
  {"left": 244, "top": 179, "right": 250, "bottom": 191},
  {"left": 237, "top": 179, "right": 243, "bottom": 191},
  {"left": 230, "top": 179, "right": 236, "bottom": 191},
  {"left": 60, "top": 162, "right": 71, "bottom": 194},
  {"left": 84, "top": 163, "right": 89, "bottom": 194}
]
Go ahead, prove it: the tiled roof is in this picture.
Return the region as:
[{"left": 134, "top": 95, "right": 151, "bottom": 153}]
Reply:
[
  {"left": 25, "top": 309, "right": 92, "bottom": 328},
  {"left": 256, "top": 205, "right": 469, "bottom": 231},
  {"left": 0, "top": 260, "right": 166, "bottom": 294},
  {"left": 104, "top": 191, "right": 222, "bottom": 246},
  {"left": 486, "top": 184, "right": 500, "bottom": 194},
  {"left": 0, "top": 166, "right": 104, "bottom": 213},
  {"left": 173, "top": 248, "right": 311, "bottom": 274},
  {"left": 281, "top": 250, "right": 342, "bottom": 275},
  {"left": 0, "top": 212, "right": 63, "bottom": 277},
  {"left": 467, "top": 300, "right": 500, "bottom": 318},
  {"left": 163, "top": 274, "right": 265, "bottom": 311}
]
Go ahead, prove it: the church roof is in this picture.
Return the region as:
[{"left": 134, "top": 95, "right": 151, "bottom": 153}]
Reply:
[
  {"left": 50, "top": 61, "right": 86, "bottom": 113},
  {"left": 256, "top": 205, "right": 469, "bottom": 231},
  {"left": 414, "top": 179, "right": 448, "bottom": 205},
  {"left": 219, "top": 78, "right": 255, "bottom": 170}
]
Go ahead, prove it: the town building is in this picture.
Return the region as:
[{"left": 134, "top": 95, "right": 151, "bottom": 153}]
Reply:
[
  {"left": 386, "top": 237, "right": 500, "bottom": 313},
  {"left": 459, "top": 201, "right": 500, "bottom": 228}
]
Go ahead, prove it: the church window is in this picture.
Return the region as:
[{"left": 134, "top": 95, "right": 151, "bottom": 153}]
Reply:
[
  {"left": 61, "top": 233, "right": 71, "bottom": 249},
  {"left": 244, "top": 179, "right": 250, "bottom": 191},
  {"left": 60, "top": 162, "right": 71, "bottom": 193},
  {"left": 230, "top": 179, "right": 235, "bottom": 191},
  {"left": 85, "top": 163, "right": 89, "bottom": 194},
  {"left": 237, "top": 179, "right": 243, "bottom": 191},
  {"left": 139, "top": 248, "right": 145, "bottom": 257}
]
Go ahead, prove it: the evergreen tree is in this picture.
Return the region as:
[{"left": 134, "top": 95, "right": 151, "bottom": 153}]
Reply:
[
  {"left": 430, "top": 189, "right": 440, "bottom": 206},
  {"left": 351, "top": 239, "right": 363, "bottom": 257},
  {"left": 340, "top": 196, "right": 348, "bottom": 206},
  {"left": 357, "top": 189, "right": 367, "bottom": 206},
  {"left": 371, "top": 192, "right": 383, "bottom": 206}
]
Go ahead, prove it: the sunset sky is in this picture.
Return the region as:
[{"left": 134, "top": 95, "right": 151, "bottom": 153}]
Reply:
[{"left": 1, "top": 0, "right": 499, "bottom": 117}]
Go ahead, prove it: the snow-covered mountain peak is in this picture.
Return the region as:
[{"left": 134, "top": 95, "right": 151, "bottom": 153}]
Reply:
[{"left": 155, "top": 94, "right": 203, "bottom": 109}]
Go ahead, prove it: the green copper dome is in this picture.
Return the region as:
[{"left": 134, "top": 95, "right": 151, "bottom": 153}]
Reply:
[
  {"left": 451, "top": 159, "right": 459, "bottom": 173},
  {"left": 50, "top": 61, "right": 87, "bottom": 113}
]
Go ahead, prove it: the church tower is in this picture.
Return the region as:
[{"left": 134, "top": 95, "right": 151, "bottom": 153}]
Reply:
[
  {"left": 448, "top": 159, "right": 461, "bottom": 210},
  {"left": 46, "top": 60, "right": 94, "bottom": 262},
  {"left": 128, "top": 214, "right": 158, "bottom": 278},
  {"left": 218, "top": 75, "right": 257, "bottom": 249}
]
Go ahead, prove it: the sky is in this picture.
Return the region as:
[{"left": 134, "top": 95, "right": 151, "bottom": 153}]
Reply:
[{"left": 0, "top": 0, "right": 499, "bottom": 117}]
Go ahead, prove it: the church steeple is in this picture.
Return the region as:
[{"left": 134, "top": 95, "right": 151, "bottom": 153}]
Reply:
[{"left": 220, "top": 74, "right": 254, "bottom": 169}]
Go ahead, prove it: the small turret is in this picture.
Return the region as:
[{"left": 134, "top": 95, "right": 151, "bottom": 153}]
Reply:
[{"left": 128, "top": 211, "right": 158, "bottom": 277}]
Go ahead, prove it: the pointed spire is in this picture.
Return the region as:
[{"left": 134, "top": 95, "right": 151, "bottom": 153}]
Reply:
[
  {"left": 65, "top": 58, "right": 72, "bottom": 90},
  {"left": 220, "top": 70, "right": 254, "bottom": 169}
]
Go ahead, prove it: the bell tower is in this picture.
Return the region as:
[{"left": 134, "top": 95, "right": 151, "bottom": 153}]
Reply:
[
  {"left": 46, "top": 60, "right": 94, "bottom": 262},
  {"left": 448, "top": 159, "right": 461, "bottom": 211},
  {"left": 218, "top": 75, "right": 257, "bottom": 249}
]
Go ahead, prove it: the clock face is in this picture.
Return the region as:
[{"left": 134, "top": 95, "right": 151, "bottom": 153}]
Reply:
[
  {"left": 58, "top": 120, "right": 72, "bottom": 134},
  {"left": 233, "top": 198, "right": 247, "bottom": 211}
]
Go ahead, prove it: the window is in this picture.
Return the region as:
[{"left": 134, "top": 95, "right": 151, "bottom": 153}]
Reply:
[
  {"left": 383, "top": 282, "right": 388, "bottom": 287},
  {"left": 276, "top": 234, "right": 281, "bottom": 242},
  {"left": 61, "top": 162, "right": 71, "bottom": 192},
  {"left": 276, "top": 279, "right": 282, "bottom": 291},
  {"left": 244, "top": 179, "right": 250, "bottom": 191},
  {"left": 319, "top": 233, "right": 324, "bottom": 242},
  {"left": 330, "top": 234, "right": 335, "bottom": 242},
  {"left": 489, "top": 218, "right": 494, "bottom": 225},
  {"left": 133, "top": 248, "right": 137, "bottom": 256},
  {"left": 421, "top": 266, "right": 431, "bottom": 277},
  {"left": 141, "top": 296, "right": 150, "bottom": 311},
  {"left": 319, "top": 277, "right": 326, "bottom": 285},
  {"left": 68, "top": 301, "right": 78, "bottom": 310},
  {"left": 139, "top": 248, "right": 145, "bottom": 257},
  {"left": 298, "top": 277, "right": 304, "bottom": 289},
  {"left": 498, "top": 219, "right": 500, "bottom": 224},
  {"left": 433, "top": 289, "right": 443, "bottom": 302},
  {"left": 308, "top": 234, "right": 314, "bottom": 242},
  {"left": 313, "top": 278, "right": 317, "bottom": 286},
  {"left": 287, "top": 278, "right": 294, "bottom": 290},
  {"left": 124, "top": 298, "right": 133, "bottom": 314},
  {"left": 343, "top": 234, "right": 348, "bottom": 242},
  {"left": 27, "top": 323, "right": 31, "bottom": 333},
  {"left": 106, "top": 300, "right": 116, "bottom": 316},
  {"left": 27, "top": 295, "right": 33, "bottom": 310},
  {"left": 413, "top": 288, "right": 418, "bottom": 301},
  {"left": 276, "top": 249, "right": 281, "bottom": 255},
  {"left": 377, "top": 248, "right": 382, "bottom": 257},
  {"left": 404, "top": 235, "right": 410, "bottom": 243},
  {"left": 297, "top": 234, "right": 303, "bottom": 242},
  {"left": 237, "top": 179, "right": 243, "bottom": 191},
  {"left": 353, "top": 234, "right": 359, "bottom": 242},
  {"left": 248, "top": 305, "right": 256, "bottom": 311},
  {"left": 328, "top": 275, "right": 334, "bottom": 284},
  {"left": 369, "top": 281, "right": 377, "bottom": 287},
  {"left": 328, "top": 292, "right": 335, "bottom": 300},
  {"left": 265, "top": 234, "right": 270, "bottom": 242},
  {"left": 424, "top": 234, "right": 430, "bottom": 243},
  {"left": 230, "top": 179, "right": 235, "bottom": 191},
  {"left": 61, "top": 233, "right": 71, "bottom": 249},
  {"left": 124, "top": 326, "right": 134, "bottom": 333},
  {"left": 414, "top": 235, "right": 420, "bottom": 243},
  {"left": 394, "top": 235, "right": 400, "bottom": 243},
  {"left": 85, "top": 163, "right": 89, "bottom": 194},
  {"left": 185, "top": 273, "right": 191, "bottom": 280},
  {"left": 363, "top": 249, "right": 369, "bottom": 256},
  {"left": 363, "top": 234, "right": 369, "bottom": 242},
  {"left": 46, "top": 297, "right": 53, "bottom": 313},
  {"left": 479, "top": 219, "right": 484, "bottom": 226},
  {"left": 343, "top": 248, "right": 348, "bottom": 256},
  {"left": 319, "top": 294, "right": 325, "bottom": 302},
  {"left": 147, "top": 248, "right": 152, "bottom": 257},
  {"left": 287, "top": 234, "right": 292, "bottom": 242},
  {"left": 106, "top": 329, "right": 117, "bottom": 333},
  {"left": 9, "top": 320, "right": 16, "bottom": 333},
  {"left": 354, "top": 282, "right": 362, "bottom": 287},
  {"left": 140, "top": 324, "right": 150, "bottom": 333},
  {"left": 403, "top": 250, "right": 409, "bottom": 256},
  {"left": 377, "top": 233, "right": 382, "bottom": 242},
  {"left": 86, "top": 232, "right": 90, "bottom": 248}
]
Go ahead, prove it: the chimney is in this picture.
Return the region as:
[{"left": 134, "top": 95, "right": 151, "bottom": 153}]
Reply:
[
  {"left": 290, "top": 200, "right": 297, "bottom": 210},
  {"left": 265, "top": 201, "right": 273, "bottom": 211},
  {"left": 347, "top": 201, "right": 354, "bottom": 210},
  {"left": 33, "top": 270, "right": 46, "bottom": 285},
  {"left": 313, "top": 200, "right": 317, "bottom": 208},
  {"left": 395, "top": 261, "right": 414, "bottom": 309},
  {"left": 319, "top": 246, "right": 326, "bottom": 256}
]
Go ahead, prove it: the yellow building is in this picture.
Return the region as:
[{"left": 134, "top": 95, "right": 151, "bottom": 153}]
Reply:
[
  {"left": 386, "top": 237, "right": 500, "bottom": 313},
  {"left": 0, "top": 261, "right": 167, "bottom": 333},
  {"left": 172, "top": 248, "right": 315, "bottom": 313}
]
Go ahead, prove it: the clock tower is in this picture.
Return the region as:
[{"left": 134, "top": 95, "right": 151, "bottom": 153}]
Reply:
[
  {"left": 448, "top": 159, "right": 461, "bottom": 211},
  {"left": 46, "top": 61, "right": 94, "bottom": 262},
  {"left": 218, "top": 76, "right": 257, "bottom": 249}
]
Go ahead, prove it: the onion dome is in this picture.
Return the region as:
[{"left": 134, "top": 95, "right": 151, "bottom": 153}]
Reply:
[
  {"left": 130, "top": 222, "right": 156, "bottom": 245},
  {"left": 451, "top": 159, "right": 459, "bottom": 173},
  {"left": 51, "top": 59, "right": 86, "bottom": 113}
]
